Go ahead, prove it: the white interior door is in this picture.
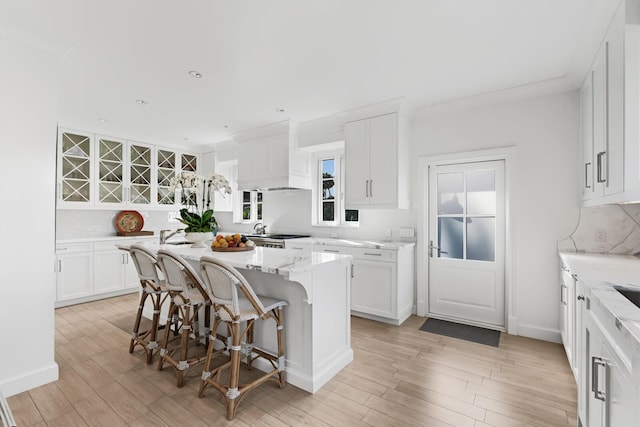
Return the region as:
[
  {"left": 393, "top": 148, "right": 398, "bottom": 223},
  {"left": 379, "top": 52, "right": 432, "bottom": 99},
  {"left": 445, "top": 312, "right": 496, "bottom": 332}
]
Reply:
[{"left": 428, "top": 160, "right": 505, "bottom": 329}]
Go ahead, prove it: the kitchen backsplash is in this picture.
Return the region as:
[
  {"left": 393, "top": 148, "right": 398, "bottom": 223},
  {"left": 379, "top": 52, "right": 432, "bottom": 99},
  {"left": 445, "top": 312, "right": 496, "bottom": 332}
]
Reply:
[
  {"left": 56, "top": 190, "right": 418, "bottom": 242},
  {"left": 558, "top": 203, "right": 640, "bottom": 254},
  {"left": 56, "top": 209, "right": 181, "bottom": 240}
]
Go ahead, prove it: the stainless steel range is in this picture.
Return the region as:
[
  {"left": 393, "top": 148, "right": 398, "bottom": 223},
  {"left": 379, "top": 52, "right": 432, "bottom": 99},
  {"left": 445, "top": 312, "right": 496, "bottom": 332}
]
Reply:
[{"left": 246, "top": 234, "right": 310, "bottom": 248}]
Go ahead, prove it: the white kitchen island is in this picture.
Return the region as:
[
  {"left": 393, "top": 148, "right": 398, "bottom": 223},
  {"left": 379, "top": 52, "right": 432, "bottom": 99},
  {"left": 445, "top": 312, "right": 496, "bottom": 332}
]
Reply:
[{"left": 135, "top": 242, "right": 354, "bottom": 393}]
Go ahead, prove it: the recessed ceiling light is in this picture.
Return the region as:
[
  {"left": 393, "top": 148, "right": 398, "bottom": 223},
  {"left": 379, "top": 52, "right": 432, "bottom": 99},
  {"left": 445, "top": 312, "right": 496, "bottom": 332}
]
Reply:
[
  {"left": 183, "top": 137, "right": 189, "bottom": 141},
  {"left": 98, "top": 118, "right": 108, "bottom": 123},
  {"left": 135, "top": 99, "right": 147, "bottom": 105},
  {"left": 188, "top": 70, "right": 203, "bottom": 78},
  {"left": 223, "top": 125, "right": 229, "bottom": 129},
  {"left": 275, "top": 108, "right": 285, "bottom": 113}
]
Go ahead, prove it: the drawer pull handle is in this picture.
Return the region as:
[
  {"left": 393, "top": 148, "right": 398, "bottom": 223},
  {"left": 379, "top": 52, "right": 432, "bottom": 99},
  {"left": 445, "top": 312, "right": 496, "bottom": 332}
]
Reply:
[
  {"left": 324, "top": 249, "right": 340, "bottom": 253},
  {"left": 615, "top": 318, "right": 622, "bottom": 330},
  {"left": 364, "top": 252, "right": 382, "bottom": 256}
]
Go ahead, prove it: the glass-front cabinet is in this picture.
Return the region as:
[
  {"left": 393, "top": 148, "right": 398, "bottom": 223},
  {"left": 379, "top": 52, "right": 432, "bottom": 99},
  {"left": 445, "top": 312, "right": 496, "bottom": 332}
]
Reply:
[
  {"left": 57, "top": 128, "right": 199, "bottom": 209},
  {"left": 157, "top": 148, "right": 178, "bottom": 205},
  {"left": 58, "top": 130, "right": 94, "bottom": 206}
]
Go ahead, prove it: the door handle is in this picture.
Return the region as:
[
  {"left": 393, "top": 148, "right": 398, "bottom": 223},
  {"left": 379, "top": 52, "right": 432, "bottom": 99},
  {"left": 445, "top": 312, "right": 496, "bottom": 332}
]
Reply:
[
  {"left": 596, "top": 152, "right": 606, "bottom": 183},
  {"left": 369, "top": 180, "right": 373, "bottom": 198},
  {"left": 585, "top": 162, "right": 591, "bottom": 189},
  {"left": 429, "top": 240, "right": 448, "bottom": 257},
  {"left": 560, "top": 284, "right": 566, "bottom": 305},
  {"left": 591, "top": 356, "right": 607, "bottom": 401}
]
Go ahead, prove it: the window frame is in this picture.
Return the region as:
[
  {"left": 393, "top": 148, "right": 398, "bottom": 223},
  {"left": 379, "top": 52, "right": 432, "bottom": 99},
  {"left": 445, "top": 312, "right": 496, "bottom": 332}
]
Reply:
[
  {"left": 234, "top": 189, "right": 262, "bottom": 224},
  {"left": 312, "top": 150, "right": 359, "bottom": 227}
]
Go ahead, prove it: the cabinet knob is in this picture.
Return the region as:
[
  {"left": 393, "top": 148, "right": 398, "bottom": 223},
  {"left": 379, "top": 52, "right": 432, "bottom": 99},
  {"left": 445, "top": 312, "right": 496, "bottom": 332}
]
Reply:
[{"left": 577, "top": 295, "right": 585, "bottom": 301}]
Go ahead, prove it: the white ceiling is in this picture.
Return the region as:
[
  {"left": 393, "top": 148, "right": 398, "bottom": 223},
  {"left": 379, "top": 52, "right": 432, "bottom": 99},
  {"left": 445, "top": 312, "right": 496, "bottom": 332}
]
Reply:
[{"left": 0, "top": 0, "right": 621, "bottom": 148}]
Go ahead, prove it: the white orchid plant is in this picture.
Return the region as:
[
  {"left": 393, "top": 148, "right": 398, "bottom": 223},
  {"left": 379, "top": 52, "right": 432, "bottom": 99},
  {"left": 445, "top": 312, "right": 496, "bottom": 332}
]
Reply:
[{"left": 169, "top": 171, "right": 232, "bottom": 233}]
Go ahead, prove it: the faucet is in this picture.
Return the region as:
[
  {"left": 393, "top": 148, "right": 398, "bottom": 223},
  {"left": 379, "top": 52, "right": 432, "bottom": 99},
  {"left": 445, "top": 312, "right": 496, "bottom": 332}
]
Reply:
[
  {"left": 253, "top": 222, "right": 267, "bottom": 235},
  {"left": 159, "top": 228, "right": 184, "bottom": 244}
]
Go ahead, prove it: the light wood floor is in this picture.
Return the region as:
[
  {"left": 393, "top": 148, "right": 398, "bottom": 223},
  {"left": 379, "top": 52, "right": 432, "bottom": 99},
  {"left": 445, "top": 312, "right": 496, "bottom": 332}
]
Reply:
[{"left": 9, "top": 294, "right": 577, "bottom": 426}]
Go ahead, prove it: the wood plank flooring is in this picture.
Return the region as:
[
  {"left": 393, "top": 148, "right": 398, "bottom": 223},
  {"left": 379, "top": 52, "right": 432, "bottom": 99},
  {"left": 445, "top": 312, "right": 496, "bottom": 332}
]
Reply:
[{"left": 9, "top": 294, "right": 577, "bottom": 426}]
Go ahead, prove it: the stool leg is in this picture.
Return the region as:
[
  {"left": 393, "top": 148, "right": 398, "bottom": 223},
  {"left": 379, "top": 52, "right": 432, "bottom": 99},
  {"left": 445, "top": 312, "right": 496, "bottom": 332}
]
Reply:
[
  {"left": 176, "top": 304, "right": 191, "bottom": 388},
  {"left": 226, "top": 319, "right": 242, "bottom": 420},
  {"left": 198, "top": 315, "right": 221, "bottom": 398},
  {"left": 157, "top": 299, "right": 177, "bottom": 372},
  {"left": 130, "top": 290, "right": 148, "bottom": 354},
  {"left": 146, "top": 292, "right": 162, "bottom": 364},
  {"left": 246, "top": 320, "right": 254, "bottom": 370},
  {"left": 276, "top": 306, "right": 286, "bottom": 387}
]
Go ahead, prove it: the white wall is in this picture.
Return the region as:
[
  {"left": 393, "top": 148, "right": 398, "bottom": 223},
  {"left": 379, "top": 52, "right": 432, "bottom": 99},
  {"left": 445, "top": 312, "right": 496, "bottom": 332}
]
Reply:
[
  {"left": 412, "top": 91, "right": 581, "bottom": 342},
  {"left": 0, "top": 36, "right": 60, "bottom": 395}
]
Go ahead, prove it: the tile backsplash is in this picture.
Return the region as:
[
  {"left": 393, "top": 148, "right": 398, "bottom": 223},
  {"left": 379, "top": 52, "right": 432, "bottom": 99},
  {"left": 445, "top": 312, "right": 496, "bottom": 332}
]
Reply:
[
  {"left": 56, "top": 209, "right": 181, "bottom": 240},
  {"left": 558, "top": 204, "right": 640, "bottom": 254}
]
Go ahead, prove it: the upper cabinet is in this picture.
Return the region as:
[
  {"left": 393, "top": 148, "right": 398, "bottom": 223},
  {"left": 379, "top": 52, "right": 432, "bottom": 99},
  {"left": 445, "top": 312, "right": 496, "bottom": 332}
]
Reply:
[
  {"left": 58, "top": 130, "right": 94, "bottom": 205},
  {"left": 57, "top": 128, "right": 199, "bottom": 209},
  {"left": 344, "top": 112, "right": 410, "bottom": 209},
  {"left": 581, "top": 2, "right": 640, "bottom": 205},
  {"left": 235, "top": 121, "right": 311, "bottom": 190}
]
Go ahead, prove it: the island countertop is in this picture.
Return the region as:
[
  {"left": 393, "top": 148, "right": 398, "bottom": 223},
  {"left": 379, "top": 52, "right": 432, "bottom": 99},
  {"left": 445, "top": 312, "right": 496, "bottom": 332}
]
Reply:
[{"left": 130, "top": 242, "right": 352, "bottom": 304}]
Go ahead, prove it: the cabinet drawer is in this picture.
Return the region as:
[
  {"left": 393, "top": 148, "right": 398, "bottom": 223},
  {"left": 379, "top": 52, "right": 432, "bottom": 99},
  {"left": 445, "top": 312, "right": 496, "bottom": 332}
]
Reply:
[
  {"left": 352, "top": 247, "right": 396, "bottom": 262},
  {"left": 55, "top": 242, "right": 93, "bottom": 253},
  {"left": 94, "top": 240, "right": 136, "bottom": 251},
  {"left": 313, "top": 245, "right": 351, "bottom": 255}
]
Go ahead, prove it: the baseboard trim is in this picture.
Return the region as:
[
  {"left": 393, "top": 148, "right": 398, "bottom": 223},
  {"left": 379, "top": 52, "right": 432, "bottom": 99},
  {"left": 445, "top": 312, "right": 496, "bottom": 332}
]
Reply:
[
  {"left": 517, "top": 323, "right": 561, "bottom": 343},
  {"left": 1, "top": 362, "right": 59, "bottom": 397}
]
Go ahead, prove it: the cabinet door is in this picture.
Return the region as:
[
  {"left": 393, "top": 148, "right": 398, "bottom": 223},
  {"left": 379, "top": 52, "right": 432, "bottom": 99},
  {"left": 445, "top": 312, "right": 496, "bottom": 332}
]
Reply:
[
  {"left": 582, "top": 75, "right": 595, "bottom": 200},
  {"left": 345, "top": 119, "right": 370, "bottom": 207},
  {"left": 585, "top": 312, "right": 606, "bottom": 427},
  {"left": 561, "top": 269, "right": 576, "bottom": 372},
  {"left": 351, "top": 259, "right": 396, "bottom": 318},
  {"left": 592, "top": 45, "right": 608, "bottom": 197},
  {"left": 156, "top": 148, "right": 178, "bottom": 205},
  {"left": 602, "top": 343, "right": 636, "bottom": 427},
  {"left": 58, "top": 130, "right": 93, "bottom": 206},
  {"left": 604, "top": 5, "right": 625, "bottom": 197},
  {"left": 128, "top": 142, "right": 153, "bottom": 206},
  {"left": 93, "top": 250, "right": 125, "bottom": 294},
  {"left": 368, "top": 113, "right": 398, "bottom": 206},
  {"left": 56, "top": 252, "right": 93, "bottom": 301},
  {"left": 95, "top": 136, "right": 126, "bottom": 207}
]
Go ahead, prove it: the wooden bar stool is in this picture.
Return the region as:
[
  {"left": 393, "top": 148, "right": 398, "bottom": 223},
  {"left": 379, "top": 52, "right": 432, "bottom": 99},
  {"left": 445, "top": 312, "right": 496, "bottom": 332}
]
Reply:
[
  {"left": 198, "top": 255, "right": 287, "bottom": 420},
  {"left": 156, "top": 249, "right": 211, "bottom": 387},
  {"left": 119, "top": 244, "right": 169, "bottom": 364}
]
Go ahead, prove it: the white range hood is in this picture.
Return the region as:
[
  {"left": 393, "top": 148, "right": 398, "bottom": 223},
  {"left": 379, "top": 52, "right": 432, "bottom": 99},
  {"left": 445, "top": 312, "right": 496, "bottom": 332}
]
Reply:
[{"left": 235, "top": 120, "right": 312, "bottom": 191}]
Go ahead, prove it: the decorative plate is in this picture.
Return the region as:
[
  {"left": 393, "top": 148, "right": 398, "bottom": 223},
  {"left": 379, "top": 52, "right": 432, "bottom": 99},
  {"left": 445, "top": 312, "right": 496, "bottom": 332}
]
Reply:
[
  {"left": 115, "top": 210, "right": 144, "bottom": 233},
  {"left": 211, "top": 245, "right": 255, "bottom": 252}
]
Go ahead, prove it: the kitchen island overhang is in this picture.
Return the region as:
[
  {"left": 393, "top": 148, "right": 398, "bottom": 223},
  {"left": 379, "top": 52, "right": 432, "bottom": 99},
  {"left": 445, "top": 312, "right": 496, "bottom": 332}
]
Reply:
[{"left": 130, "top": 242, "right": 354, "bottom": 393}]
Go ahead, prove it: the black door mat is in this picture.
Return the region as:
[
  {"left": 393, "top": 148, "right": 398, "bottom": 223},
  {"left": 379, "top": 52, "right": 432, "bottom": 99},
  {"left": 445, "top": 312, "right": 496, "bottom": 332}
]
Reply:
[{"left": 419, "top": 318, "right": 501, "bottom": 347}]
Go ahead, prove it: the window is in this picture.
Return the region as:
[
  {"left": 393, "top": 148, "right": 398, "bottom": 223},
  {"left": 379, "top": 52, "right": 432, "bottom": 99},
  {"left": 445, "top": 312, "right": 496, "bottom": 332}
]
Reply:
[
  {"left": 238, "top": 190, "right": 262, "bottom": 223},
  {"left": 314, "top": 152, "right": 358, "bottom": 226}
]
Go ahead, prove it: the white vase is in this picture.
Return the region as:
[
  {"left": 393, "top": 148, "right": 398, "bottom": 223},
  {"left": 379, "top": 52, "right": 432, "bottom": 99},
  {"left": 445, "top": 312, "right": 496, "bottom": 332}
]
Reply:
[{"left": 185, "top": 232, "right": 214, "bottom": 248}]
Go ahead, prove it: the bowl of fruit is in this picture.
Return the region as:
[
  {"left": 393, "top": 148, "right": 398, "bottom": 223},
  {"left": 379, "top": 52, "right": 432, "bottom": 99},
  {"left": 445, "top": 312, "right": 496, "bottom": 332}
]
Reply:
[{"left": 211, "top": 233, "right": 255, "bottom": 251}]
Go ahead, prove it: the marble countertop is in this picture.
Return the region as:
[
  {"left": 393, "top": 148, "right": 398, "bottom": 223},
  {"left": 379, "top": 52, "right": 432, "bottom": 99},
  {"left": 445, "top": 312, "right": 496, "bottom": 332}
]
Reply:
[
  {"left": 290, "top": 237, "right": 415, "bottom": 250},
  {"left": 559, "top": 251, "right": 640, "bottom": 353},
  {"left": 127, "top": 241, "right": 352, "bottom": 279}
]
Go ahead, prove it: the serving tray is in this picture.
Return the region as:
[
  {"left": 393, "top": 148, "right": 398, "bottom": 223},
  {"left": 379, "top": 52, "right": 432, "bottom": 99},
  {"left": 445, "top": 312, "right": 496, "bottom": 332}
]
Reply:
[{"left": 211, "top": 245, "right": 255, "bottom": 252}]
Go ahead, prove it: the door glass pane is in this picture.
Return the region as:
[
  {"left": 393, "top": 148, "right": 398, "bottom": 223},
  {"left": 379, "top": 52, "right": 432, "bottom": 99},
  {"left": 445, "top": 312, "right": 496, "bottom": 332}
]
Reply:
[
  {"left": 466, "top": 217, "right": 495, "bottom": 262},
  {"left": 467, "top": 170, "right": 495, "bottom": 215},
  {"left": 438, "top": 172, "right": 464, "bottom": 214},
  {"left": 438, "top": 217, "right": 463, "bottom": 259},
  {"left": 323, "top": 201, "right": 335, "bottom": 221},
  {"left": 322, "top": 159, "right": 335, "bottom": 201}
]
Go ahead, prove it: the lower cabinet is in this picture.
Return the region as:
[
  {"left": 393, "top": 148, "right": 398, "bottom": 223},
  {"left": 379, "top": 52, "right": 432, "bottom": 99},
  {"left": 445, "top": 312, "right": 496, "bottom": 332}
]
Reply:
[
  {"left": 560, "top": 265, "right": 577, "bottom": 377},
  {"left": 56, "top": 238, "right": 149, "bottom": 307},
  {"left": 313, "top": 243, "right": 414, "bottom": 325},
  {"left": 56, "top": 243, "right": 93, "bottom": 301}
]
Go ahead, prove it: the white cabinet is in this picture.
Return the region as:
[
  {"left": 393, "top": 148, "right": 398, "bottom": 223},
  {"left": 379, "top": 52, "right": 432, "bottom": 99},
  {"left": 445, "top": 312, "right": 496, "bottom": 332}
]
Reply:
[
  {"left": 95, "top": 136, "right": 154, "bottom": 208},
  {"left": 560, "top": 265, "right": 577, "bottom": 377},
  {"left": 57, "top": 130, "right": 94, "bottom": 207},
  {"left": 55, "top": 238, "right": 152, "bottom": 307},
  {"left": 55, "top": 243, "right": 93, "bottom": 302},
  {"left": 313, "top": 243, "right": 414, "bottom": 325},
  {"left": 580, "top": 3, "right": 631, "bottom": 205},
  {"left": 57, "top": 127, "right": 198, "bottom": 209},
  {"left": 344, "top": 113, "right": 409, "bottom": 209},
  {"left": 583, "top": 297, "right": 637, "bottom": 427}
]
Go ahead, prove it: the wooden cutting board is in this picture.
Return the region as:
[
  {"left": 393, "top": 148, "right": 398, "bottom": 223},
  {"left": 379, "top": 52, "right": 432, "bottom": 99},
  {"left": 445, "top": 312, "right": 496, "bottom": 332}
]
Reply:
[{"left": 116, "top": 230, "right": 154, "bottom": 236}]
